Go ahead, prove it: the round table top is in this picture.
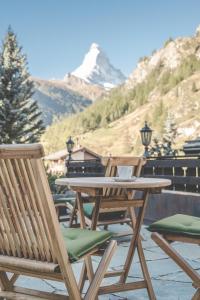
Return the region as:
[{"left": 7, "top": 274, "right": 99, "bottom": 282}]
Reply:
[{"left": 55, "top": 177, "right": 171, "bottom": 190}]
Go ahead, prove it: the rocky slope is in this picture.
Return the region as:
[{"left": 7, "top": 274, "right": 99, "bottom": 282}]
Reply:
[{"left": 126, "top": 26, "right": 200, "bottom": 89}]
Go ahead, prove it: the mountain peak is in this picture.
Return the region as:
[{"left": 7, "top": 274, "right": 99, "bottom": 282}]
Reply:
[
  {"left": 65, "top": 43, "right": 126, "bottom": 89},
  {"left": 90, "top": 42, "right": 100, "bottom": 49}
]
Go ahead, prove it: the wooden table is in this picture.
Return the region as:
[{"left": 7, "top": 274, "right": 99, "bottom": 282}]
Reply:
[{"left": 56, "top": 177, "right": 171, "bottom": 299}]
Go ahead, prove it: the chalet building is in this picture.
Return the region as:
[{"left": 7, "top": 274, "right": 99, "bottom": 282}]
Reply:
[{"left": 44, "top": 146, "right": 101, "bottom": 174}]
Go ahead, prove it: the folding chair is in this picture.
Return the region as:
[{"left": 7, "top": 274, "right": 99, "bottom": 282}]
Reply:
[
  {"left": 149, "top": 214, "right": 200, "bottom": 299},
  {"left": 0, "top": 143, "right": 117, "bottom": 300},
  {"left": 79, "top": 156, "right": 146, "bottom": 233}
]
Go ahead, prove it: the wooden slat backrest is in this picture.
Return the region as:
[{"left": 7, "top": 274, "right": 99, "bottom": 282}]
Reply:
[
  {"left": 0, "top": 144, "right": 63, "bottom": 263},
  {"left": 0, "top": 144, "right": 58, "bottom": 262},
  {"left": 101, "top": 157, "right": 146, "bottom": 197}
]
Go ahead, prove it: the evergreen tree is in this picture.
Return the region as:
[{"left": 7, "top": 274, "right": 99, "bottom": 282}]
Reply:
[
  {"left": 163, "top": 112, "right": 177, "bottom": 144},
  {"left": 0, "top": 27, "right": 45, "bottom": 143}
]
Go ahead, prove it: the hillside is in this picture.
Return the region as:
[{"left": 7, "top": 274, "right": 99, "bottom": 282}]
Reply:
[
  {"left": 32, "top": 78, "right": 92, "bottom": 125},
  {"left": 42, "top": 27, "right": 200, "bottom": 155}
]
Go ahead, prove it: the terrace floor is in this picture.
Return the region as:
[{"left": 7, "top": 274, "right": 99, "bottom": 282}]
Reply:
[{"left": 15, "top": 224, "right": 199, "bottom": 299}]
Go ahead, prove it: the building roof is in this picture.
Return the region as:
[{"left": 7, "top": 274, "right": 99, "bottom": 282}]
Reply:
[{"left": 44, "top": 146, "right": 101, "bottom": 161}]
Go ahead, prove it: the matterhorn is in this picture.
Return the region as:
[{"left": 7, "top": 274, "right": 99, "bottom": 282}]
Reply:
[{"left": 64, "top": 43, "right": 126, "bottom": 89}]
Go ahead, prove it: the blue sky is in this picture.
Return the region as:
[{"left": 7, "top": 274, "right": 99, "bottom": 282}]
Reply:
[{"left": 0, "top": 0, "right": 200, "bottom": 79}]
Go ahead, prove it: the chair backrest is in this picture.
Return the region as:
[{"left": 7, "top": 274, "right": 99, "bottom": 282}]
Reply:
[
  {"left": 0, "top": 144, "right": 66, "bottom": 263},
  {"left": 101, "top": 156, "right": 146, "bottom": 197}
]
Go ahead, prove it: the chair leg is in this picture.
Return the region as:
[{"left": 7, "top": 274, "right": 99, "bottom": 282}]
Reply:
[
  {"left": 0, "top": 271, "right": 11, "bottom": 291},
  {"left": 84, "top": 240, "right": 117, "bottom": 300},
  {"left": 9, "top": 274, "right": 19, "bottom": 286},
  {"left": 192, "top": 288, "right": 200, "bottom": 300},
  {"left": 79, "top": 262, "right": 87, "bottom": 292},
  {"left": 68, "top": 200, "right": 77, "bottom": 227},
  {"left": 85, "top": 257, "right": 99, "bottom": 300},
  {"left": 152, "top": 233, "right": 200, "bottom": 284},
  {"left": 137, "top": 239, "right": 156, "bottom": 300}
]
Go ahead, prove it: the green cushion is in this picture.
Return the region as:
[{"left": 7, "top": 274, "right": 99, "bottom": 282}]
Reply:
[
  {"left": 54, "top": 197, "right": 75, "bottom": 206},
  {"left": 61, "top": 227, "right": 112, "bottom": 262},
  {"left": 148, "top": 214, "right": 200, "bottom": 237},
  {"left": 82, "top": 203, "right": 126, "bottom": 221},
  {"left": 83, "top": 203, "right": 94, "bottom": 218}
]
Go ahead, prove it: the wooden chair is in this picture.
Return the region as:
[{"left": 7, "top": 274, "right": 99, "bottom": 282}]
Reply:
[
  {"left": 149, "top": 214, "right": 200, "bottom": 299},
  {"left": 0, "top": 143, "right": 117, "bottom": 300},
  {"left": 54, "top": 194, "right": 78, "bottom": 224},
  {"left": 69, "top": 156, "right": 146, "bottom": 233}
]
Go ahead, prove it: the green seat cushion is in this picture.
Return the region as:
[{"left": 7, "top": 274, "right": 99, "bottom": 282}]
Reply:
[
  {"left": 83, "top": 203, "right": 126, "bottom": 221},
  {"left": 83, "top": 203, "right": 94, "bottom": 218},
  {"left": 54, "top": 197, "right": 75, "bottom": 206},
  {"left": 148, "top": 214, "right": 200, "bottom": 237},
  {"left": 61, "top": 227, "right": 112, "bottom": 262}
]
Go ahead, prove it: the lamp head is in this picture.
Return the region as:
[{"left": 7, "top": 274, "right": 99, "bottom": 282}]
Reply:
[
  {"left": 66, "top": 136, "right": 75, "bottom": 154},
  {"left": 140, "top": 121, "right": 153, "bottom": 147}
]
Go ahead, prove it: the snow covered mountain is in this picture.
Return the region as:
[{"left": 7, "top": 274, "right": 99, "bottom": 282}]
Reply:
[{"left": 65, "top": 43, "right": 126, "bottom": 89}]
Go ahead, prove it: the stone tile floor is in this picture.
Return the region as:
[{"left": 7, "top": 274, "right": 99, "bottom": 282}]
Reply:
[{"left": 15, "top": 224, "right": 200, "bottom": 299}]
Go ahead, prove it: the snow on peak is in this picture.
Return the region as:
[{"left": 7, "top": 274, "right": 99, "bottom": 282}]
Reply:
[
  {"left": 90, "top": 42, "right": 100, "bottom": 49},
  {"left": 64, "top": 43, "right": 126, "bottom": 89}
]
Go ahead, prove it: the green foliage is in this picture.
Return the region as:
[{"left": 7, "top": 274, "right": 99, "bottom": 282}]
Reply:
[
  {"left": 175, "top": 87, "right": 179, "bottom": 97},
  {"left": 152, "top": 100, "right": 164, "bottom": 119},
  {"left": 159, "top": 55, "right": 200, "bottom": 94},
  {"left": 0, "top": 27, "right": 45, "bottom": 143},
  {"left": 47, "top": 172, "right": 60, "bottom": 193},
  {"left": 151, "top": 100, "right": 167, "bottom": 134},
  {"left": 46, "top": 171, "right": 66, "bottom": 193}
]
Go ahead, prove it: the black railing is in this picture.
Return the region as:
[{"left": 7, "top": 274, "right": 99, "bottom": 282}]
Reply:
[
  {"left": 142, "top": 155, "right": 200, "bottom": 193},
  {"left": 66, "top": 156, "right": 200, "bottom": 194},
  {"left": 66, "top": 159, "right": 105, "bottom": 177}
]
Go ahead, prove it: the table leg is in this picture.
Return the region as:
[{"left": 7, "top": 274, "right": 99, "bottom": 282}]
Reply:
[
  {"left": 76, "top": 192, "right": 86, "bottom": 229},
  {"left": 69, "top": 198, "right": 77, "bottom": 227},
  {"left": 98, "top": 189, "right": 156, "bottom": 299},
  {"left": 119, "top": 190, "right": 150, "bottom": 283},
  {"left": 91, "top": 195, "right": 102, "bottom": 230}
]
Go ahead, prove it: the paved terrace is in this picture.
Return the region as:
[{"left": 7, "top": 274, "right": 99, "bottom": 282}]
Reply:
[{"left": 15, "top": 224, "right": 199, "bottom": 299}]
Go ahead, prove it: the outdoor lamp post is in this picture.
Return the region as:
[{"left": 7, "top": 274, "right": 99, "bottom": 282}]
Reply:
[
  {"left": 66, "top": 136, "right": 75, "bottom": 164},
  {"left": 140, "top": 121, "right": 153, "bottom": 157}
]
